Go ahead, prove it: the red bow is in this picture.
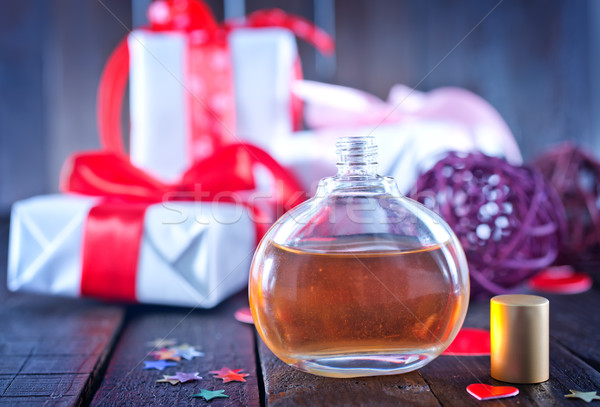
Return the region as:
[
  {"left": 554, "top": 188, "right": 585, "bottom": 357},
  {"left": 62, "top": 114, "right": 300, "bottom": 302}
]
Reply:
[{"left": 62, "top": 143, "right": 304, "bottom": 302}]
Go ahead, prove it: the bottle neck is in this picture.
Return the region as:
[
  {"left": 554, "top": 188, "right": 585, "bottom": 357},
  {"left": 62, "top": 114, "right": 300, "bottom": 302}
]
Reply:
[
  {"left": 335, "top": 136, "right": 379, "bottom": 179},
  {"left": 314, "top": 136, "right": 402, "bottom": 198}
]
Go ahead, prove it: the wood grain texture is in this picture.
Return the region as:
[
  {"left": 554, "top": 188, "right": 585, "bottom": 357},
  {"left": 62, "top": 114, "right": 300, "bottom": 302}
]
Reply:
[
  {"left": 257, "top": 339, "right": 441, "bottom": 407},
  {"left": 0, "top": 216, "right": 125, "bottom": 406},
  {"left": 90, "top": 292, "right": 260, "bottom": 407},
  {"left": 257, "top": 286, "right": 600, "bottom": 406},
  {"left": 419, "top": 341, "right": 600, "bottom": 407}
]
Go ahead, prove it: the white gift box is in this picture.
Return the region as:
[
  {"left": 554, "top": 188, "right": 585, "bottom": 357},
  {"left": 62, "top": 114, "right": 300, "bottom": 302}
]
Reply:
[
  {"left": 129, "top": 28, "right": 298, "bottom": 182},
  {"left": 8, "top": 195, "right": 255, "bottom": 308}
]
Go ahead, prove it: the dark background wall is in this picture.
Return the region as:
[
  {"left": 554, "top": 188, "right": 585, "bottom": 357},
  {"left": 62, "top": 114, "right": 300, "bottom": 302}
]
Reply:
[{"left": 1, "top": 0, "right": 598, "bottom": 212}]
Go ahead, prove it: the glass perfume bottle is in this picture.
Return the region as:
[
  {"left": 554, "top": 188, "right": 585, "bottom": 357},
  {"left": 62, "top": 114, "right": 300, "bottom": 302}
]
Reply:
[{"left": 249, "top": 136, "right": 469, "bottom": 378}]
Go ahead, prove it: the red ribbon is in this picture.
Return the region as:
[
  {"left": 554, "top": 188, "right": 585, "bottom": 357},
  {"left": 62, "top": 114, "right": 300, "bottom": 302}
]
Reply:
[
  {"left": 80, "top": 203, "right": 147, "bottom": 301},
  {"left": 97, "top": 0, "right": 335, "bottom": 155},
  {"left": 86, "top": 0, "right": 323, "bottom": 302},
  {"left": 63, "top": 143, "right": 304, "bottom": 302}
]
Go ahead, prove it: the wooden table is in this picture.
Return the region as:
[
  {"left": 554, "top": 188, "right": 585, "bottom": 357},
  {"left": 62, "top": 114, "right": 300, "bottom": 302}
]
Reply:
[{"left": 1, "top": 216, "right": 599, "bottom": 406}]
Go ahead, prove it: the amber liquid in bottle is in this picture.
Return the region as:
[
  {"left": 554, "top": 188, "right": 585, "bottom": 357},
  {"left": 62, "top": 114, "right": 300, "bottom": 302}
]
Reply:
[{"left": 250, "top": 234, "right": 465, "bottom": 377}]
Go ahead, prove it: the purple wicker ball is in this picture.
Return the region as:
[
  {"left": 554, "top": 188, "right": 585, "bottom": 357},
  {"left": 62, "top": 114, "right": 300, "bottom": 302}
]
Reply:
[
  {"left": 409, "top": 152, "right": 566, "bottom": 300},
  {"left": 533, "top": 143, "right": 600, "bottom": 261}
]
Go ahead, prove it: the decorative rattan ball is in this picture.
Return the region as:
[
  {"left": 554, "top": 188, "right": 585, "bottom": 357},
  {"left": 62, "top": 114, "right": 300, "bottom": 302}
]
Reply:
[
  {"left": 409, "top": 152, "right": 566, "bottom": 299},
  {"left": 533, "top": 143, "right": 600, "bottom": 260}
]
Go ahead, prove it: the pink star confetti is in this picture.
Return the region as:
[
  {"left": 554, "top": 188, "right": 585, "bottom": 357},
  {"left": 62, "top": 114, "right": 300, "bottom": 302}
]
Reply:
[
  {"left": 156, "top": 372, "right": 202, "bottom": 385},
  {"left": 150, "top": 348, "right": 181, "bottom": 362}
]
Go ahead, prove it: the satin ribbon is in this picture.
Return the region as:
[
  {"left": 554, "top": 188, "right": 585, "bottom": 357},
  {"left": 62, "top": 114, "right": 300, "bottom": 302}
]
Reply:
[
  {"left": 89, "top": 0, "right": 328, "bottom": 302},
  {"left": 98, "top": 0, "right": 335, "bottom": 156},
  {"left": 63, "top": 143, "right": 304, "bottom": 302},
  {"left": 292, "top": 80, "right": 523, "bottom": 165}
]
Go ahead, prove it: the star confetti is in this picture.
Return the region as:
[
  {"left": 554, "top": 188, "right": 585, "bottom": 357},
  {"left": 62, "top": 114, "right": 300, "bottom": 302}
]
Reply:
[
  {"left": 156, "top": 375, "right": 180, "bottom": 385},
  {"left": 150, "top": 348, "right": 181, "bottom": 362},
  {"left": 171, "top": 346, "right": 204, "bottom": 361},
  {"left": 191, "top": 389, "right": 229, "bottom": 401},
  {"left": 146, "top": 338, "right": 177, "bottom": 348},
  {"left": 565, "top": 390, "right": 600, "bottom": 403},
  {"left": 220, "top": 371, "right": 249, "bottom": 383},
  {"left": 209, "top": 367, "right": 243, "bottom": 376},
  {"left": 210, "top": 367, "right": 249, "bottom": 383},
  {"left": 170, "top": 343, "right": 194, "bottom": 351},
  {"left": 156, "top": 372, "right": 202, "bottom": 385},
  {"left": 143, "top": 360, "right": 178, "bottom": 371}
]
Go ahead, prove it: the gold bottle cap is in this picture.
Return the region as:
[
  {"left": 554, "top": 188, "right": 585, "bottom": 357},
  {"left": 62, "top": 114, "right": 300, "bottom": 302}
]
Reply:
[{"left": 490, "top": 294, "right": 549, "bottom": 384}]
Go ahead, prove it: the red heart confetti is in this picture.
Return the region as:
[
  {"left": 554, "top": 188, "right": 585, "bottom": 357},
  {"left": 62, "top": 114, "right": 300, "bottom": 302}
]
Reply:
[
  {"left": 443, "top": 328, "right": 490, "bottom": 356},
  {"left": 466, "top": 383, "right": 519, "bottom": 401},
  {"left": 234, "top": 307, "right": 254, "bottom": 324},
  {"left": 528, "top": 266, "right": 592, "bottom": 294}
]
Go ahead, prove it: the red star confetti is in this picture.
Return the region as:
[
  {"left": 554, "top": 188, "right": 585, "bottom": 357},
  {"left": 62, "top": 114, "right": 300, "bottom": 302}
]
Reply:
[
  {"left": 565, "top": 390, "right": 600, "bottom": 402},
  {"left": 191, "top": 389, "right": 229, "bottom": 401},
  {"left": 210, "top": 367, "right": 249, "bottom": 383},
  {"left": 220, "top": 370, "right": 249, "bottom": 383},
  {"left": 143, "top": 360, "right": 178, "bottom": 371},
  {"left": 209, "top": 367, "right": 243, "bottom": 376},
  {"left": 156, "top": 372, "right": 202, "bottom": 385},
  {"left": 150, "top": 348, "right": 181, "bottom": 362},
  {"left": 146, "top": 338, "right": 177, "bottom": 348}
]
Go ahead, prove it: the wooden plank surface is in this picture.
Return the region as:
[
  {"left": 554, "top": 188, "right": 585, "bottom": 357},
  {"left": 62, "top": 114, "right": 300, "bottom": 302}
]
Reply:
[
  {"left": 0, "top": 217, "right": 126, "bottom": 406},
  {"left": 258, "top": 284, "right": 600, "bottom": 406},
  {"left": 258, "top": 339, "right": 441, "bottom": 407},
  {"left": 90, "top": 293, "right": 261, "bottom": 407},
  {"left": 418, "top": 291, "right": 600, "bottom": 407}
]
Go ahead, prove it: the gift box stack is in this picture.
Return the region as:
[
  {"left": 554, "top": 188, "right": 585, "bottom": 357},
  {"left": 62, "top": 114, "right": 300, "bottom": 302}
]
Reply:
[{"left": 8, "top": 0, "right": 521, "bottom": 307}]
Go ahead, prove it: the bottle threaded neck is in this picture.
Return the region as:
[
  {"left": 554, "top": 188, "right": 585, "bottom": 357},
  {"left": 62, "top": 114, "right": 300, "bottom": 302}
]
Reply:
[{"left": 336, "top": 136, "right": 378, "bottom": 177}]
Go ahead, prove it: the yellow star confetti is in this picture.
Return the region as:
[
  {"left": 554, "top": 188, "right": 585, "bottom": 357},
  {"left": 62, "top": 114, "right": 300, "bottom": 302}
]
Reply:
[{"left": 565, "top": 390, "right": 600, "bottom": 403}]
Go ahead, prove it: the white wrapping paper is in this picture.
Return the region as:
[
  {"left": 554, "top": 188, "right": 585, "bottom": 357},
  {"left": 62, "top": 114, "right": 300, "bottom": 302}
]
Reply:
[
  {"left": 271, "top": 121, "right": 517, "bottom": 195},
  {"left": 129, "top": 28, "right": 297, "bottom": 182},
  {"left": 8, "top": 195, "right": 255, "bottom": 308}
]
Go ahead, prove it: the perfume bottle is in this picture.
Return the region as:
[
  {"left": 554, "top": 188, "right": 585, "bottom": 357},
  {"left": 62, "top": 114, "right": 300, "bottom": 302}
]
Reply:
[{"left": 249, "top": 136, "right": 469, "bottom": 378}]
